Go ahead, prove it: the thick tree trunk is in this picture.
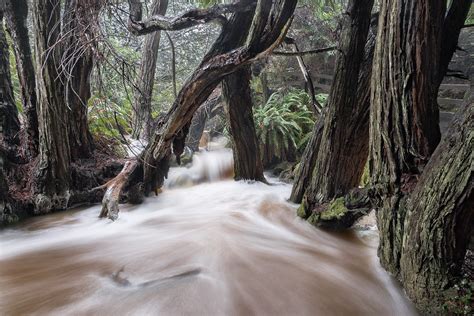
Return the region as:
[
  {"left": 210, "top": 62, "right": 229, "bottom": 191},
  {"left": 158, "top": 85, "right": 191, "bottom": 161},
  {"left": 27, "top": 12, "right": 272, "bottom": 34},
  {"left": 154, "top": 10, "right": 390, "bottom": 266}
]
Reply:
[
  {"left": 4, "top": 0, "right": 38, "bottom": 156},
  {"left": 221, "top": 0, "right": 264, "bottom": 181},
  {"left": 0, "top": 10, "right": 20, "bottom": 148},
  {"left": 32, "top": 0, "right": 71, "bottom": 212},
  {"left": 399, "top": 88, "right": 473, "bottom": 313},
  {"left": 370, "top": 0, "right": 445, "bottom": 275},
  {"left": 223, "top": 66, "right": 265, "bottom": 181},
  {"left": 132, "top": 0, "right": 169, "bottom": 140},
  {"left": 291, "top": 2, "right": 375, "bottom": 208},
  {"left": 61, "top": 0, "right": 100, "bottom": 159}
]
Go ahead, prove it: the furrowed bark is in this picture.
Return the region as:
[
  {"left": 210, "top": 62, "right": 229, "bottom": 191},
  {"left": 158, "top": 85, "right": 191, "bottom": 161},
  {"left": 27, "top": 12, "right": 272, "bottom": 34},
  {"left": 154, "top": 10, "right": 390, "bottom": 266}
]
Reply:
[
  {"left": 4, "top": 0, "right": 38, "bottom": 156},
  {"left": 132, "top": 0, "right": 169, "bottom": 140},
  {"left": 221, "top": 0, "right": 264, "bottom": 181},
  {"left": 399, "top": 87, "right": 474, "bottom": 313},
  {"left": 0, "top": 9, "right": 20, "bottom": 148},
  {"left": 223, "top": 66, "right": 265, "bottom": 181},
  {"left": 62, "top": 0, "right": 97, "bottom": 159},
  {"left": 370, "top": 0, "right": 445, "bottom": 275},
  {"left": 33, "top": 0, "right": 71, "bottom": 212},
  {"left": 303, "top": 0, "right": 374, "bottom": 210},
  {"left": 291, "top": 3, "right": 376, "bottom": 208}
]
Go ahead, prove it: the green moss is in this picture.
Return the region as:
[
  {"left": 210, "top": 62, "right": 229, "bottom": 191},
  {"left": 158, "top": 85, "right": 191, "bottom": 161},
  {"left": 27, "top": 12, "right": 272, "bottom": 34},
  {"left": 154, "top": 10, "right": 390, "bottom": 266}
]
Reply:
[
  {"left": 320, "top": 197, "right": 347, "bottom": 220},
  {"left": 307, "top": 212, "right": 320, "bottom": 225},
  {"left": 297, "top": 201, "right": 309, "bottom": 219},
  {"left": 359, "top": 162, "right": 370, "bottom": 187}
]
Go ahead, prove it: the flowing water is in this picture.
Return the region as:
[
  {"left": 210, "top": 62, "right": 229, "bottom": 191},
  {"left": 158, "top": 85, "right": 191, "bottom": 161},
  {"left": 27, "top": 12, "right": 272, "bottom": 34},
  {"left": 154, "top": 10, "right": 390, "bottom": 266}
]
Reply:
[{"left": 0, "top": 149, "right": 416, "bottom": 315}]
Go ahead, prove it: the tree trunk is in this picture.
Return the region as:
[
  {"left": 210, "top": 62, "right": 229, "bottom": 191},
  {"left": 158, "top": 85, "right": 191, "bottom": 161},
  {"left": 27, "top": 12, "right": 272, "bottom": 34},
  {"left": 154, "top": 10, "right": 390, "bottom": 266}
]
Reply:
[
  {"left": 32, "top": 0, "right": 71, "bottom": 212},
  {"left": 0, "top": 9, "right": 20, "bottom": 149},
  {"left": 370, "top": 0, "right": 445, "bottom": 275},
  {"left": 223, "top": 66, "right": 265, "bottom": 181},
  {"left": 289, "top": 115, "right": 324, "bottom": 204},
  {"left": 61, "top": 0, "right": 97, "bottom": 159},
  {"left": 292, "top": 1, "right": 375, "bottom": 208},
  {"left": 221, "top": 0, "right": 264, "bottom": 181},
  {"left": 132, "top": 0, "right": 169, "bottom": 140},
  {"left": 4, "top": 0, "right": 38, "bottom": 156},
  {"left": 399, "top": 87, "right": 474, "bottom": 313}
]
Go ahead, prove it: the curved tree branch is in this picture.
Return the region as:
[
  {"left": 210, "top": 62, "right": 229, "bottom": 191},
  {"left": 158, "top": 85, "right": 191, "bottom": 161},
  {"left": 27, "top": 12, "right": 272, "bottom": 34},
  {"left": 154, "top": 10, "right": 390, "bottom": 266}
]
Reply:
[{"left": 127, "top": 0, "right": 256, "bottom": 35}]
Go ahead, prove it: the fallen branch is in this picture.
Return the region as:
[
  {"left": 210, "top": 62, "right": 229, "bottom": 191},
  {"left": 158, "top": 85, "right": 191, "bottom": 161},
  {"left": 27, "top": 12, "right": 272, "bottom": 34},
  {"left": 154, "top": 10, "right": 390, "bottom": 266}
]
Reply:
[{"left": 98, "top": 160, "right": 140, "bottom": 220}]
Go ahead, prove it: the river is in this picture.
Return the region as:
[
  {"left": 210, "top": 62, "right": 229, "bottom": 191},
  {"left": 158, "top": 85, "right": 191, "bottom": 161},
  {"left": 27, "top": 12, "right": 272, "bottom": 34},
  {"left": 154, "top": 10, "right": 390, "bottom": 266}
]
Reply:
[{"left": 0, "top": 149, "right": 416, "bottom": 315}]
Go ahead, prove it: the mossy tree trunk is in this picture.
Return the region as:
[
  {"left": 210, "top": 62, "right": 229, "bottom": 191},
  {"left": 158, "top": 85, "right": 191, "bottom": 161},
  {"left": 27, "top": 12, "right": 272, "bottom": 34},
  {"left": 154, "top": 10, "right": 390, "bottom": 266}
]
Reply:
[
  {"left": 370, "top": 0, "right": 445, "bottom": 275},
  {"left": 132, "top": 0, "right": 169, "bottom": 140},
  {"left": 32, "top": 0, "right": 72, "bottom": 212},
  {"left": 291, "top": 0, "right": 375, "bottom": 207},
  {"left": 399, "top": 87, "right": 473, "bottom": 313},
  {"left": 0, "top": 8, "right": 20, "bottom": 149},
  {"left": 4, "top": 0, "right": 38, "bottom": 156}
]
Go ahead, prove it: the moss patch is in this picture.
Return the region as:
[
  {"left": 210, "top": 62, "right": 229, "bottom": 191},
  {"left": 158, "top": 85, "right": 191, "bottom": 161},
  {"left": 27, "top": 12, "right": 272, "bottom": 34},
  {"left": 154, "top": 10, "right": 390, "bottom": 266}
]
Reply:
[
  {"left": 320, "top": 197, "right": 348, "bottom": 220},
  {"left": 297, "top": 200, "right": 309, "bottom": 219}
]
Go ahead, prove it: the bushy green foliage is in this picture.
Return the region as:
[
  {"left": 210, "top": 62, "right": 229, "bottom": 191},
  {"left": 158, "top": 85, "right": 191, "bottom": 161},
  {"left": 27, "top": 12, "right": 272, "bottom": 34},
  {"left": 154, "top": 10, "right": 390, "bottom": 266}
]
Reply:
[
  {"left": 254, "top": 89, "right": 315, "bottom": 165},
  {"left": 88, "top": 94, "right": 132, "bottom": 139}
]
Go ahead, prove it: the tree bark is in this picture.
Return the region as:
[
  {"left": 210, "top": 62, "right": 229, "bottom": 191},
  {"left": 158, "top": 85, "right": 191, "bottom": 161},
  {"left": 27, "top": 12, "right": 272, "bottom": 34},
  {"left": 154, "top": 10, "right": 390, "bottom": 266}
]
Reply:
[
  {"left": 291, "top": 2, "right": 375, "bottom": 207},
  {"left": 223, "top": 66, "right": 265, "bottom": 181},
  {"left": 61, "top": 0, "right": 97, "bottom": 159},
  {"left": 0, "top": 9, "right": 20, "bottom": 148},
  {"left": 4, "top": 0, "right": 38, "bottom": 156},
  {"left": 220, "top": 0, "right": 264, "bottom": 181},
  {"left": 399, "top": 87, "right": 474, "bottom": 313},
  {"left": 370, "top": 0, "right": 445, "bottom": 275},
  {"left": 132, "top": 0, "right": 169, "bottom": 140},
  {"left": 32, "top": 0, "right": 71, "bottom": 212}
]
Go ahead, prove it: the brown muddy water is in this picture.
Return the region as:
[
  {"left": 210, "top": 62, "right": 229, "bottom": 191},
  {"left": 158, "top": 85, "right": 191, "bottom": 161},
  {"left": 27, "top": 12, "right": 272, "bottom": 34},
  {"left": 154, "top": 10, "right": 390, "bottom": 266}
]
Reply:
[{"left": 0, "top": 149, "right": 416, "bottom": 315}]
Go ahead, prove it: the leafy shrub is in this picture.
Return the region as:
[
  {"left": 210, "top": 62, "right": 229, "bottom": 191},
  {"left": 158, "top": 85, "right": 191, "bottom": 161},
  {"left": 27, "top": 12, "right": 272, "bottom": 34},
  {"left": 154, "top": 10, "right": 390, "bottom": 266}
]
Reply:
[{"left": 254, "top": 89, "right": 315, "bottom": 167}]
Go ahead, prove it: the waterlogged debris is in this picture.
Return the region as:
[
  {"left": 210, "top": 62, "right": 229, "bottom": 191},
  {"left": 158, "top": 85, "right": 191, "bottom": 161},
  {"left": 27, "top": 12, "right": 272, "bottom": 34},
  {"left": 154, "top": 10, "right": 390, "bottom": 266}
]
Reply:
[{"left": 110, "top": 267, "right": 202, "bottom": 289}]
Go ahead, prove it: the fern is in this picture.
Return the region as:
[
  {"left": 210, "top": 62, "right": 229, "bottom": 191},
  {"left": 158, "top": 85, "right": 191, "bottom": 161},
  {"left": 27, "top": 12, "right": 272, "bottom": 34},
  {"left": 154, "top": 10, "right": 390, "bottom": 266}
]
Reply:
[{"left": 254, "top": 88, "right": 316, "bottom": 165}]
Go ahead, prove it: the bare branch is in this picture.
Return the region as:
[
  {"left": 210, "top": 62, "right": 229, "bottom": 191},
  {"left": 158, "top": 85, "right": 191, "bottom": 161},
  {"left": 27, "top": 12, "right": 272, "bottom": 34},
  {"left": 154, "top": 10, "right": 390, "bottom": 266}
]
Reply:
[
  {"left": 127, "top": 0, "right": 256, "bottom": 35},
  {"left": 273, "top": 46, "right": 337, "bottom": 56}
]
